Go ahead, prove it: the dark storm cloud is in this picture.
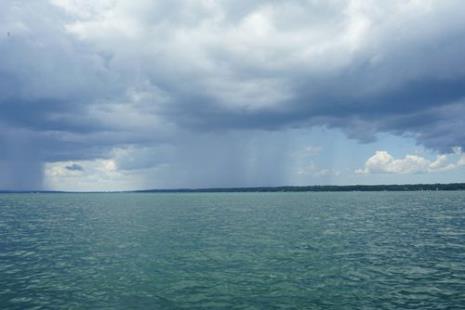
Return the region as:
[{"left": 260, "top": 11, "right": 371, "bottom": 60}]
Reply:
[
  {"left": 65, "top": 163, "right": 84, "bottom": 171},
  {"left": 1, "top": 0, "right": 465, "bottom": 189}
]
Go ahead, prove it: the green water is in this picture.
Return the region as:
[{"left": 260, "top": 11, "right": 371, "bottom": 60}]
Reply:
[{"left": 1, "top": 192, "right": 465, "bottom": 309}]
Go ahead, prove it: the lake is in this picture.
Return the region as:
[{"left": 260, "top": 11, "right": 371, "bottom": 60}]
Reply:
[{"left": 1, "top": 192, "right": 465, "bottom": 309}]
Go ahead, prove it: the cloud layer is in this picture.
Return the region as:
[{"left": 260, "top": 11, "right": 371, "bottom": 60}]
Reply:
[
  {"left": 357, "top": 148, "right": 465, "bottom": 175},
  {"left": 1, "top": 0, "right": 465, "bottom": 189}
]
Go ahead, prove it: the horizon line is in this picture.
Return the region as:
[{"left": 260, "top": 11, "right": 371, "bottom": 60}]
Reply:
[{"left": 1, "top": 182, "right": 465, "bottom": 194}]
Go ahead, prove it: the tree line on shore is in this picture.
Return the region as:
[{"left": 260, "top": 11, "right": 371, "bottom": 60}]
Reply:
[
  {"left": 136, "top": 183, "right": 465, "bottom": 193},
  {"left": 2, "top": 183, "right": 465, "bottom": 193}
]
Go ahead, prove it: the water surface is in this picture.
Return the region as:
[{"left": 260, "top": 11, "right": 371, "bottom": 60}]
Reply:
[{"left": 1, "top": 192, "right": 465, "bottom": 309}]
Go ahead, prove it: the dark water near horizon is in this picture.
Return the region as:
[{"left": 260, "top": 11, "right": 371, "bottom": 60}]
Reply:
[{"left": 1, "top": 192, "right": 465, "bottom": 309}]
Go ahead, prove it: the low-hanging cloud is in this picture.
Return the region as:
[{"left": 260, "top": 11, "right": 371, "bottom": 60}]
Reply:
[{"left": 1, "top": 0, "right": 465, "bottom": 189}]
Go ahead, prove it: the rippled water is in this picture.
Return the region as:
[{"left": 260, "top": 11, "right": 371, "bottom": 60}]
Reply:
[{"left": 1, "top": 192, "right": 465, "bottom": 309}]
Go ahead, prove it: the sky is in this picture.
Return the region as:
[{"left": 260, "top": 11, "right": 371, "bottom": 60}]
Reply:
[{"left": 1, "top": 0, "right": 465, "bottom": 191}]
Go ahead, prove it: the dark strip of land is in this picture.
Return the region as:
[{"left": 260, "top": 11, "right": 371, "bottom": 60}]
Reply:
[
  {"left": 135, "top": 183, "right": 465, "bottom": 193},
  {"left": 1, "top": 183, "right": 464, "bottom": 193}
]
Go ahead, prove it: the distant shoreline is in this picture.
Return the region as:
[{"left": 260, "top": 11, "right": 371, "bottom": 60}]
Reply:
[{"left": 1, "top": 183, "right": 465, "bottom": 193}]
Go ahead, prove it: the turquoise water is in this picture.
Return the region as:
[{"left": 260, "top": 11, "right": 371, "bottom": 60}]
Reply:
[{"left": 1, "top": 192, "right": 465, "bottom": 309}]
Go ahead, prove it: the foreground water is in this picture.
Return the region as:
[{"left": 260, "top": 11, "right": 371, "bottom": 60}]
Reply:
[{"left": 1, "top": 192, "right": 465, "bottom": 309}]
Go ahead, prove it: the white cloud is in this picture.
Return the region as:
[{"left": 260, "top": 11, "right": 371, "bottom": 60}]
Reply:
[
  {"left": 44, "top": 158, "right": 141, "bottom": 191},
  {"left": 49, "top": 0, "right": 465, "bottom": 112},
  {"left": 356, "top": 149, "right": 464, "bottom": 175}
]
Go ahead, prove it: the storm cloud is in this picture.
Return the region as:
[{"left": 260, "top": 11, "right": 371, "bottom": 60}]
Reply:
[{"left": 1, "top": 0, "right": 465, "bottom": 189}]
